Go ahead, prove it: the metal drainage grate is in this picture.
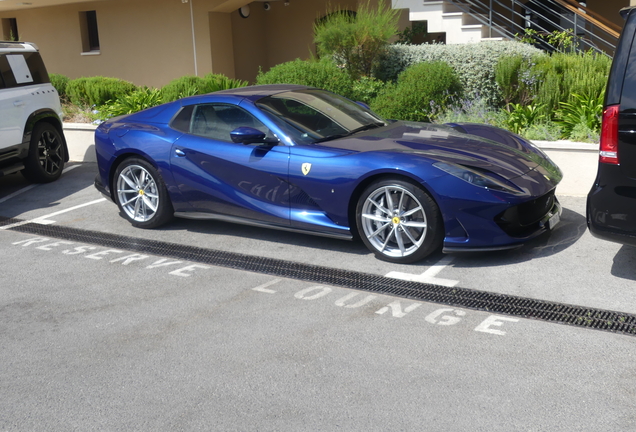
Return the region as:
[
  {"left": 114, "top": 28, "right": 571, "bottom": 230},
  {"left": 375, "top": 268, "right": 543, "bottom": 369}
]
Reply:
[{"left": 3, "top": 217, "right": 636, "bottom": 337}]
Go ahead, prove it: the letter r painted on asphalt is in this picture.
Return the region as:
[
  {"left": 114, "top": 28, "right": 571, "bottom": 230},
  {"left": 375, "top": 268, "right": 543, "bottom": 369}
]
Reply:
[{"left": 474, "top": 315, "right": 519, "bottom": 336}]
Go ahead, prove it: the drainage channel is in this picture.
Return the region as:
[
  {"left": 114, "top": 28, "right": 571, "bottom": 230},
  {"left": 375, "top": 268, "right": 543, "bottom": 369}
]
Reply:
[{"left": 3, "top": 216, "right": 636, "bottom": 337}]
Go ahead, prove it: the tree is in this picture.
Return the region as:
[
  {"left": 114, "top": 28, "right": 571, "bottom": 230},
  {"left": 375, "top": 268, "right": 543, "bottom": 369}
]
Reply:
[{"left": 314, "top": 0, "right": 400, "bottom": 80}]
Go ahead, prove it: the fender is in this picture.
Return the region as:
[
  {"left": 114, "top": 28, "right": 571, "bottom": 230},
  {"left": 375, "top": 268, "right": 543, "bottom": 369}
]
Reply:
[{"left": 22, "top": 109, "right": 69, "bottom": 162}]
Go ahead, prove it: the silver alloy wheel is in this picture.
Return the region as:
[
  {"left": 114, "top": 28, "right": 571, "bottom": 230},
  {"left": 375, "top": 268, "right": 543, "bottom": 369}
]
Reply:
[
  {"left": 37, "top": 129, "right": 64, "bottom": 175},
  {"left": 360, "top": 185, "right": 428, "bottom": 258},
  {"left": 116, "top": 164, "right": 160, "bottom": 222}
]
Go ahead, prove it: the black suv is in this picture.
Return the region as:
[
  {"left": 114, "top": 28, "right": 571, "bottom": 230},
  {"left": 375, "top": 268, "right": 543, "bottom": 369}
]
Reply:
[
  {"left": 0, "top": 41, "right": 67, "bottom": 183},
  {"left": 587, "top": 7, "right": 636, "bottom": 246}
]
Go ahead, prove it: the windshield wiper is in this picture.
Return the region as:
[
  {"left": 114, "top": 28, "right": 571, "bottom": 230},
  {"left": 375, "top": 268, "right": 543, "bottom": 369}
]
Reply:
[
  {"left": 313, "top": 122, "right": 386, "bottom": 143},
  {"left": 348, "top": 122, "right": 385, "bottom": 134}
]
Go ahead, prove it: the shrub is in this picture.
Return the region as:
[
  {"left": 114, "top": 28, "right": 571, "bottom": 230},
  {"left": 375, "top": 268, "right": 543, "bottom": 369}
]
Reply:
[
  {"left": 522, "top": 122, "right": 563, "bottom": 141},
  {"left": 66, "top": 76, "right": 137, "bottom": 107},
  {"left": 256, "top": 58, "right": 354, "bottom": 98},
  {"left": 161, "top": 76, "right": 207, "bottom": 102},
  {"left": 314, "top": 0, "right": 399, "bottom": 80},
  {"left": 350, "top": 76, "right": 386, "bottom": 104},
  {"left": 500, "top": 103, "right": 545, "bottom": 134},
  {"left": 555, "top": 92, "right": 603, "bottom": 138},
  {"left": 204, "top": 73, "right": 248, "bottom": 92},
  {"left": 532, "top": 52, "right": 610, "bottom": 118},
  {"left": 161, "top": 73, "right": 248, "bottom": 103},
  {"left": 375, "top": 41, "right": 544, "bottom": 107},
  {"left": 49, "top": 73, "right": 70, "bottom": 101},
  {"left": 371, "top": 61, "right": 462, "bottom": 122},
  {"left": 97, "top": 87, "right": 164, "bottom": 120},
  {"left": 495, "top": 54, "right": 541, "bottom": 107},
  {"left": 435, "top": 97, "right": 506, "bottom": 127}
]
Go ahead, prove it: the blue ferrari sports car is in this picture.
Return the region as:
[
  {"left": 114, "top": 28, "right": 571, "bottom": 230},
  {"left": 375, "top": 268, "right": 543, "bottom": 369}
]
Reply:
[{"left": 94, "top": 84, "right": 562, "bottom": 263}]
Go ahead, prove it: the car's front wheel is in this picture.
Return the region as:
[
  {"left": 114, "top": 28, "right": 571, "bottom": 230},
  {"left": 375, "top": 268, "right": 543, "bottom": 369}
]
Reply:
[
  {"left": 356, "top": 179, "right": 443, "bottom": 263},
  {"left": 114, "top": 158, "right": 174, "bottom": 229},
  {"left": 22, "top": 122, "right": 66, "bottom": 183}
]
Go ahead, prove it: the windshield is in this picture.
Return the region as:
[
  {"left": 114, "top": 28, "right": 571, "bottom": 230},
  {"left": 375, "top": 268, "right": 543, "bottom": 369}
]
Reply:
[{"left": 256, "top": 89, "right": 386, "bottom": 144}]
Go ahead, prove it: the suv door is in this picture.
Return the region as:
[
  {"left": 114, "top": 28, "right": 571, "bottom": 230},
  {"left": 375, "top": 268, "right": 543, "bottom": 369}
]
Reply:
[{"left": 0, "top": 54, "right": 30, "bottom": 148}]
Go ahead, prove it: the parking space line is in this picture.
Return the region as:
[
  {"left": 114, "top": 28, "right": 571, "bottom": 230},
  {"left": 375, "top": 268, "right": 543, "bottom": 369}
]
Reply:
[
  {"left": 385, "top": 255, "right": 459, "bottom": 287},
  {"left": 0, "top": 198, "right": 107, "bottom": 230},
  {"left": 0, "top": 165, "right": 80, "bottom": 205},
  {"left": 0, "top": 184, "right": 38, "bottom": 204}
]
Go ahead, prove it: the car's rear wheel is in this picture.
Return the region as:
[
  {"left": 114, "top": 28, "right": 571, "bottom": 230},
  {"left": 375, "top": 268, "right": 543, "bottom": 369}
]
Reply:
[
  {"left": 356, "top": 179, "right": 443, "bottom": 263},
  {"left": 22, "top": 122, "right": 66, "bottom": 183},
  {"left": 114, "top": 158, "right": 173, "bottom": 229}
]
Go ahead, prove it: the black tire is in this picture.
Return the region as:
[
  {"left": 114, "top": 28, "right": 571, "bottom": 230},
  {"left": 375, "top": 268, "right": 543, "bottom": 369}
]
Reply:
[
  {"left": 22, "top": 122, "right": 66, "bottom": 183},
  {"left": 113, "top": 157, "right": 174, "bottom": 229},
  {"left": 355, "top": 178, "right": 443, "bottom": 263}
]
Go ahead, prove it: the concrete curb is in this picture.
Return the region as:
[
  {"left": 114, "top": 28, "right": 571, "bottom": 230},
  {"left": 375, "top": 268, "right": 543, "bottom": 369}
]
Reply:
[
  {"left": 63, "top": 123, "right": 599, "bottom": 197},
  {"left": 65, "top": 122, "right": 97, "bottom": 163}
]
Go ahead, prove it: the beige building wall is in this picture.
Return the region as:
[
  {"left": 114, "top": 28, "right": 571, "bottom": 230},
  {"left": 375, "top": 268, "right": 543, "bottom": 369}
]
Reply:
[
  {"left": 0, "top": 0, "right": 200, "bottom": 87},
  {"left": 0, "top": 0, "right": 384, "bottom": 87}
]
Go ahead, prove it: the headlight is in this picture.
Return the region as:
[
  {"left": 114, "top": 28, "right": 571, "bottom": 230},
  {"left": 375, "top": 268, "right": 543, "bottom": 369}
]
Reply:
[{"left": 433, "top": 162, "right": 524, "bottom": 195}]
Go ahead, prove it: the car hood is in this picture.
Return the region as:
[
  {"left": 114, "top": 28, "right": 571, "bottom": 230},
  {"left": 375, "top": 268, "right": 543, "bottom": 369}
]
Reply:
[{"left": 319, "top": 121, "right": 560, "bottom": 183}]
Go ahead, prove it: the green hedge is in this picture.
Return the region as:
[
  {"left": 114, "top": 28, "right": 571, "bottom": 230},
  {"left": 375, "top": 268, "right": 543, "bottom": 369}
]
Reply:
[
  {"left": 375, "top": 41, "right": 544, "bottom": 107},
  {"left": 49, "top": 73, "right": 70, "bottom": 100},
  {"left": 161, "top": 73, "right": 247, "bottom": 103},
  {"left": 256, "top": 58, "right": 354, "bottom": 99},
  {"left": 371, "top": 61, "right": 462, "bottom": 122},
  {"left": 66, "top": 76, "right": 138, "bottom": 107},
  {"left": 532, "top": 52, "right": 610, "bottom": 117}
]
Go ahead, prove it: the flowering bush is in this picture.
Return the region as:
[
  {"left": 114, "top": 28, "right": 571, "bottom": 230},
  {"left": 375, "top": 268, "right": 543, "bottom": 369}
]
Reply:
[{"left": 375, "top": 41, "right": 544, "bottom": 107}]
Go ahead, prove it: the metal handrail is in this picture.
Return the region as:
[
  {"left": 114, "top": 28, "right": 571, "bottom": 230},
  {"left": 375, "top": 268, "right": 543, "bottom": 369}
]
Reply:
[
  {"left": 446, "top": 0, "right": 619, "bottom": 56},
  {"left": 555, "top": 0, "right": 621, "bottom": 36}
]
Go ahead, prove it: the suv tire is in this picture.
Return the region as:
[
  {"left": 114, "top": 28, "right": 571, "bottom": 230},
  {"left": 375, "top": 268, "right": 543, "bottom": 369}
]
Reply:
[{"left": 22, "top": 122, "right": 66, "bottom": 183}]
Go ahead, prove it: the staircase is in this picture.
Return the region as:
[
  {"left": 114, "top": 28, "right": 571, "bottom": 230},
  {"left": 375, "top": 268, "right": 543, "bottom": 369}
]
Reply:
[
  {"left": 393, "top": 0, "right": 621, "bottom": 55},
  {"left": 397, "top": 0, "right": 508, "bottom": 44}
]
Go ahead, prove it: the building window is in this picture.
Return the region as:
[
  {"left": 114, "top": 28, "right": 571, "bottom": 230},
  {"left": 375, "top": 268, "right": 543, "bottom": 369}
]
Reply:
[
  {"left": 2, "top": 18, "right": 19, "bottom": 41},
  {"left": 79, "top": 10, "right": 100, "bottom": 53}
]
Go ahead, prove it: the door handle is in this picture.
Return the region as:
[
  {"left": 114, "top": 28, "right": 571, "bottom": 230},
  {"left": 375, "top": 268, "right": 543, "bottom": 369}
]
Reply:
[
  {"left": 175, "top": 148, "right": 186, "bottom": 157},
  {"left": 13, "top": 100, "right": 24, "bottom": 107}
]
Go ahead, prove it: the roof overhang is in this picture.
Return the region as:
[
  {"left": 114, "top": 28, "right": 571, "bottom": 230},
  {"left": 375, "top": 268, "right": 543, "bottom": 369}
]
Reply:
[{"left": 0, "top": 0, "right": 258, "bottom": 13}]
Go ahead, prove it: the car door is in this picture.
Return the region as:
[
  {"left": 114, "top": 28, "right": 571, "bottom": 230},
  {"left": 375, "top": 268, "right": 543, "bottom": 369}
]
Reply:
[
  {"left": 0, "top": 53, "right": 32, "bottom": 148},
  {"left": 170, "top": 103, "right": 291, "bottom": 225}
]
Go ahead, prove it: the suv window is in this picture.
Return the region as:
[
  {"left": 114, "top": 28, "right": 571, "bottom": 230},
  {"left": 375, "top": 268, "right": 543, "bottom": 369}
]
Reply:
[{"left": 0, "top": 51, "right": 50, "bottom": 88}]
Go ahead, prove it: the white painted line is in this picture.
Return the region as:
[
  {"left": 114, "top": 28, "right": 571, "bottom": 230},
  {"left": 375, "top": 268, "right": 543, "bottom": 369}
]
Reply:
[
  {"left": 385, "top": 255, "right": 459, "bottom": 287},
  {"left": 253, "top": 278, "right": 282, "bottom": 294},
  {"left": 0, "top": 164, "right": 80, "bottom": 205},
  {"left": 62, "top": 165, "right": 80, "bottom": 174},
  {"left": 0, "top": 184, "right": 38, "bottom": 204},
  {"left": 0, "top": 198, "right": 107, "bottom": 230}
]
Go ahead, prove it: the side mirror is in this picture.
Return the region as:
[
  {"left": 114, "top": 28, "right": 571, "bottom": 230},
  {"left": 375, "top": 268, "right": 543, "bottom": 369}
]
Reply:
[{"left": 230, "top": 127, "right": 278, "bottom": 145}]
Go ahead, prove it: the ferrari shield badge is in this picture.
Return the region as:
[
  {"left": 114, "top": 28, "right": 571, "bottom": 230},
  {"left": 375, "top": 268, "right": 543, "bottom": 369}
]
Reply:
[{"left": 302, "top": 163, "right": 312, "bottom": 176}]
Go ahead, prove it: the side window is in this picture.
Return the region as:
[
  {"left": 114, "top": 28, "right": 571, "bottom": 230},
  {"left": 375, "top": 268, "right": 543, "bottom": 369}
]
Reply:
[
  {"left": 23, "top": 52, "right": 49, "bottom": 84},
  {"left": 0, "top": 52, "right": 49, "bottom": 88},
  {"left": 171, "top": 105, "right": 194, "bottom": 133},
  {"left": 189, "top": 104, "right": 271, "bottom": 142}
]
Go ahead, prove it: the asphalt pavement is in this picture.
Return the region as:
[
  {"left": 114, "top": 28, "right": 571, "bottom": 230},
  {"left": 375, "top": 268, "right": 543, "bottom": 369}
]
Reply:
[{"left": 1, "top": 161, "right": 635, "bottom": 430}]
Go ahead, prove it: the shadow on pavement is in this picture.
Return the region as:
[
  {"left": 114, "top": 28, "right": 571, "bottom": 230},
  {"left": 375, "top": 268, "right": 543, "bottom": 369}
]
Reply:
[
  {"left": 0, "top": 163, "right": 99, "bottom": 218},
  {"left": 611, "top": 245, "right": 636, "bottom": 281}
]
